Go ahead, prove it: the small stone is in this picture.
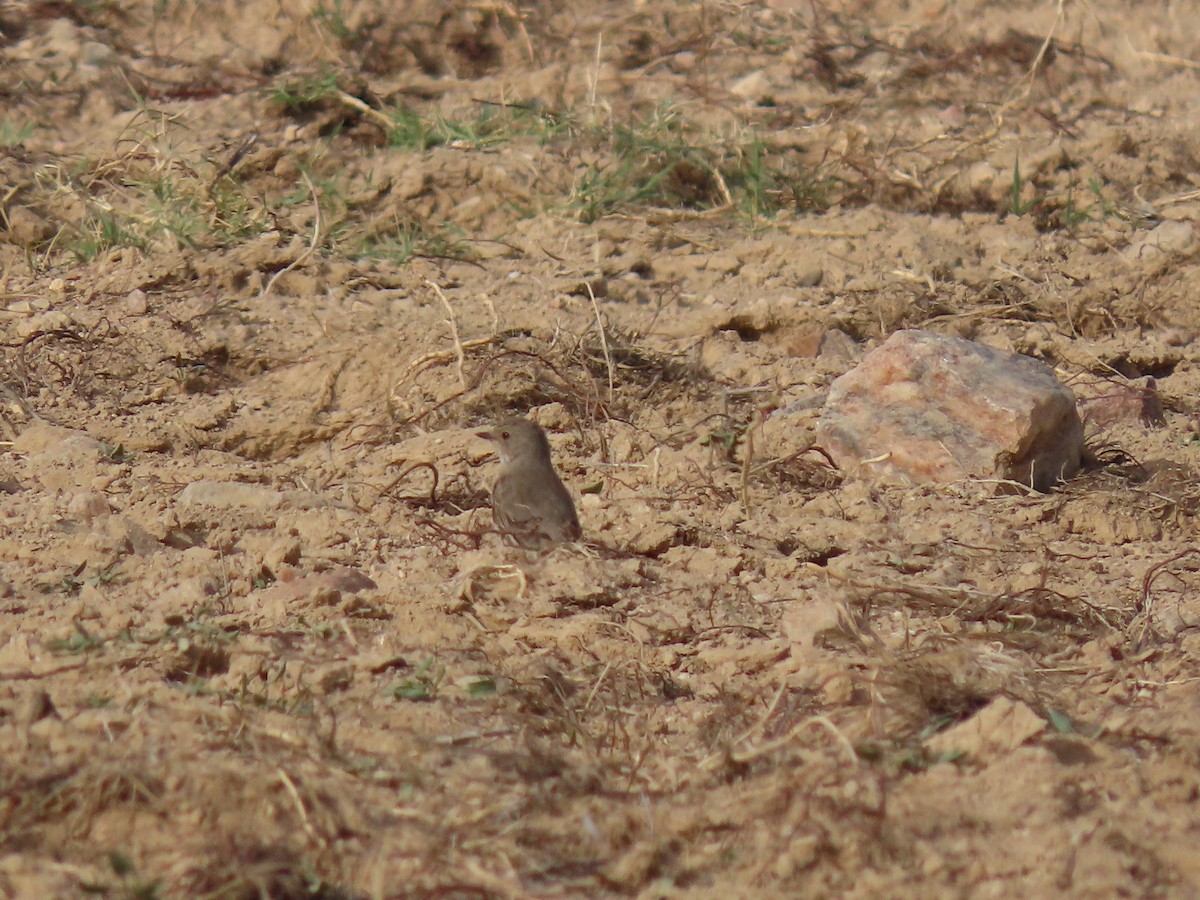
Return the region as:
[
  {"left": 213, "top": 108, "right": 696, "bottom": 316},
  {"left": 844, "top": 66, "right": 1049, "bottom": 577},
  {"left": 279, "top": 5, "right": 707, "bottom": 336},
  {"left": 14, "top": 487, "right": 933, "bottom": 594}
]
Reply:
[
  {"left": 626, "top": 520, "right": 677, "bottom": 556},
  {"left": 817, "top": 330, "right": 1084, "bottom": 491},
  {"left": 178, "top": 481, "right": 289, "bottom": 510},
  {"left": 1124, "top": 220, "right": 1195, "bottom": 262},
  {"left": 818, "top": 328, "right": 858, "bottom": 364},
  {"left": 786, "top": 327, "right": 825, "bottom": 358},
  {"left": 925, "top": 696, "right": 1045, "bottom": 761},
  {"left": 264, "top": 538, "right": 303, "bottom": 571},
  {"left": 125, "top": 289, "right": 149, "bottom": 315},
  {"left": 794, "top": 264, "right": 823, "bottom": 287},
  {"left": 729, "top": 70, "right": 770, "bottom": 100},
  {"left": 965, "top": 161, "right": 996, "bottom": 192},
  {"left": 2, "top": 207, "right": 55, "bottom": 244},
  {"left": 67, "top": 491, "right": 111, "bottom": 520},
  {"left": 13, "top": 423, "right": 105, "bottom": 460},
  {"left": 80, "top": 40, "right": 115, "bottom": 66},
  {"left": 15, "top": 310, "right": 72, "bottom": 338}
]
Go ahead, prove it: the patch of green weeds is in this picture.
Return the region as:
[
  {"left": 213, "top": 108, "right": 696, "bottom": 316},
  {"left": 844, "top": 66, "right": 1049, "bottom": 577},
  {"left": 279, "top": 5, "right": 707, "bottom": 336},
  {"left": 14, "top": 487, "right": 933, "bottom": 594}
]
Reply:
[
  {"left": 0, "top": 117, "right": 33, "bottom": 147},
  {"left": 385, "top": 105, "right": 443, "bottom": 151},
  {"left": 461, "top": 675, "right": 497, "bottom": 698},
  {"left": 58, "top": 561, "right": 121, "bottom": 596},
  {"left": 47, "top": 609, "right": 238, "bottom": 669},
  {"left": 732, "top": 136, "right": 774, "bottom": 221},
  {"left": 277, "top": 150, "right": 364, "bottom": 241},
  {"left": 570, "top": 108, "right": 712, "bottom": 221},
  {"left": 269, "top": 69, "right": 341, "bottom": 111},
  {"left": 385, "top": 102, "right": 571, "bottom": 150},
  {"left": 568, "top": 106, "right": 816, "bottom": 223},
  {"left": 1052, "top": 176, "right": 1126, "bottom": 231},
  {"left": 393, "top": 656, "right": 443, "bottom": 701},
  {"left": 1009, "top": 155, "right": 1038, "bottom": 217},
  {"left": 122, "top": 174, "right": 210, "bottom": 249},
  {"left": 357, "top": 219, "right": 473, "bottom": 264},
  {"left": 80, "top": 851, "right": 161, "bottom": 899},
  {"left": 101, "top": 442, "right": 135, "bottom": 463},
  {"left": 68, "top": 211, "right": 145, "bottom": 262},
  {"left": 207, "top": 179, "right": 268, "bottom": 242},
  {"left": 730, "top": 30, "right": 790, "bottom": 51},
  {"left": 1009, "top": 156, "right": 1126, "bottom": 232},
  {"left": 251, "top": 566, "right": 276, "bottom": 590},
  {"left": 311, "top": 0, "right": 358, "bottom": 44},
  {"left": 56, "top": 151, "right": 268, "bottom": 262},
  {"left": 45, "top": 623, "right": 109, "bottom": 655}
]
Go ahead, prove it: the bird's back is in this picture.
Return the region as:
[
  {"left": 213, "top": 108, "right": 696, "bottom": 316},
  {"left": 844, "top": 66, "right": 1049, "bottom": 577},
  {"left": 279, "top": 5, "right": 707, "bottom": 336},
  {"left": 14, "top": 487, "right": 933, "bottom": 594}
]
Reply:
[{"left": 493, "top": 461, "right": 581, "bottom": 548}]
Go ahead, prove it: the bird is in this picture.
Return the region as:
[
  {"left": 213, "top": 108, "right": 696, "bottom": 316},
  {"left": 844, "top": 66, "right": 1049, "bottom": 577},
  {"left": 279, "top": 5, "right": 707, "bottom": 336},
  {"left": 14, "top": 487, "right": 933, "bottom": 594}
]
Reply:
[{"left": 477, "top": 416, "right": 582, "bottom": 550}]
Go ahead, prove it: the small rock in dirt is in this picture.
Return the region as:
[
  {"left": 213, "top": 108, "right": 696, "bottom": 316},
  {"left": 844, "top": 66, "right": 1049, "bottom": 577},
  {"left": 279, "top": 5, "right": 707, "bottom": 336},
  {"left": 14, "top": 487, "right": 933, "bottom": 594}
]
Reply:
[
  {"left": 625, "top": 520, "right": 678, "bottom": 556},
  {"left": 1123, "top": 220, "right": 1196, "bottom": 263},
  {"left": 15, "top": 310, "right": 73, "bottom": 339},
  {"left": 264, "top": 538, "right": 302, "bottom": 571},
  {"left": 780, "top": 589, "right": 845, "bottom": 650},
  {"left": 80, "top": 40, "right": 116, "bottom": 66},
  {"left": 925, "top": 696, "right": 1045, "bottom": 762},
  {"left": 786, "top": 326, "right": 856, "bottom": 362},
  {"left": 786, "top": 326, "right": 826, "bottom": 358},
  {"left": 2, "top": 207, "right": 55, "bottom": 245},
  {"left": 817, "top": 330, "right": 1084, "bottom": 491},
  {"left": 818, "top": 327, "right": 858, "bottom": 364},
  {"left": 13, "top": 423, "right": 105, "bottom": 460},
  {"left": 730, "top": 69, "right": 770, "bottom": 100},
  {"left": 66, "top": 491, "right": 111, "bottom": 520},
  {"left": 793, "top": 262, "right": 824, "bottom": 287},
  {"left": 125, "top": 289, "right": 149, "bottom": 315},
  {"left": 259, "top": 565, "right": 378, "bottom": 611}
]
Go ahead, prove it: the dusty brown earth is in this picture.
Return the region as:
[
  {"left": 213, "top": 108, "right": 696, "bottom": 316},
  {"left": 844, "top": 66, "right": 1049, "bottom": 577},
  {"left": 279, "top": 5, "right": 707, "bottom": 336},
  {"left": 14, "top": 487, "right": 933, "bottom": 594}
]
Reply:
[{"left": 3, "top": 0, "right": 1200, "bottom": 896}]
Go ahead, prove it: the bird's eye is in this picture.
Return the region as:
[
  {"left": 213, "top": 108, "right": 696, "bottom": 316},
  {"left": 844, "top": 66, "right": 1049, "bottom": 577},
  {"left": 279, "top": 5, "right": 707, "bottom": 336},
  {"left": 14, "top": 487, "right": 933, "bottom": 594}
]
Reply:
[{"left": 501, "top": 431, "right": 510, "bottom": 440}]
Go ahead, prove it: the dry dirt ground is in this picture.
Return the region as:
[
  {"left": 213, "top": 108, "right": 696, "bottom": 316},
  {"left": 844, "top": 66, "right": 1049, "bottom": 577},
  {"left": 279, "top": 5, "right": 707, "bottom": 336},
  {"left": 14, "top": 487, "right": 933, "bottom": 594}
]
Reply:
[{"left": 2, "top": 1, "right": 1200, "bottom": 897}]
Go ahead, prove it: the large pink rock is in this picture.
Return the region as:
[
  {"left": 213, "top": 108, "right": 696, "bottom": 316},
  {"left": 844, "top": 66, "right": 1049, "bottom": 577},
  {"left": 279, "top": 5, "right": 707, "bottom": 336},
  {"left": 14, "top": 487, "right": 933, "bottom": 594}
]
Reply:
[{"left": 816, "top": 330, "right": 1084, "bottom": 491}]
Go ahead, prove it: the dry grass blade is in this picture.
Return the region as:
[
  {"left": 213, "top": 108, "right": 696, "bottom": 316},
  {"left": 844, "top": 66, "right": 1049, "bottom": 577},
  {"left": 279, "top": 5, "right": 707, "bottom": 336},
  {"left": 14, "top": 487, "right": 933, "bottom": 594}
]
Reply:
[{"left": 260, "top": 170, "right": 320, "bottom": 300}]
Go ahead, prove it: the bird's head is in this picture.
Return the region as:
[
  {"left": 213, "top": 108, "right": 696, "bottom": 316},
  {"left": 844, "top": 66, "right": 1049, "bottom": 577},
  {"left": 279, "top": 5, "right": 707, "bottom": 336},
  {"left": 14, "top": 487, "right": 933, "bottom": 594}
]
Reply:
[{"left": 477, "top": 416, "right": 553, "bottom": 467}]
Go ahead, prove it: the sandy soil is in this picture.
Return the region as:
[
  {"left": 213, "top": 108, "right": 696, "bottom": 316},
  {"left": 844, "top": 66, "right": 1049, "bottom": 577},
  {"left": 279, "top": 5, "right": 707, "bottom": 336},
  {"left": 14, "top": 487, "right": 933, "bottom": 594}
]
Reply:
[{"left": 3, "top": 1, "right": 1200, "bottom": 896}]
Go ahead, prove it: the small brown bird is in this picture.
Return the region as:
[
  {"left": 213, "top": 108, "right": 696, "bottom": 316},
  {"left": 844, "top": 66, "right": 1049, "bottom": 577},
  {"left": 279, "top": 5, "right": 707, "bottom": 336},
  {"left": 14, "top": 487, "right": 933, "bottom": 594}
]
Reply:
[{"left": 477, "top": 416, "right": 582, "bottom": 550}]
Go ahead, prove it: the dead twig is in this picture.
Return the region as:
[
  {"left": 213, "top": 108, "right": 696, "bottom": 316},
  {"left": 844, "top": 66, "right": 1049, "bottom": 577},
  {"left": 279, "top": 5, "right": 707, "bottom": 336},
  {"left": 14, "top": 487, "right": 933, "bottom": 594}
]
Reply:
[
  {"left": 261, "top": 170, "right": 320, "bottom": 299},
  {"left": 382, "top": 461, "right": 440, "bottom": 505},
  {"left": 584, "top": 280, "right": 614, "bottom": 401},
  {"left": 425, "top": 280, "right": 468, "bottom": 390}
]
